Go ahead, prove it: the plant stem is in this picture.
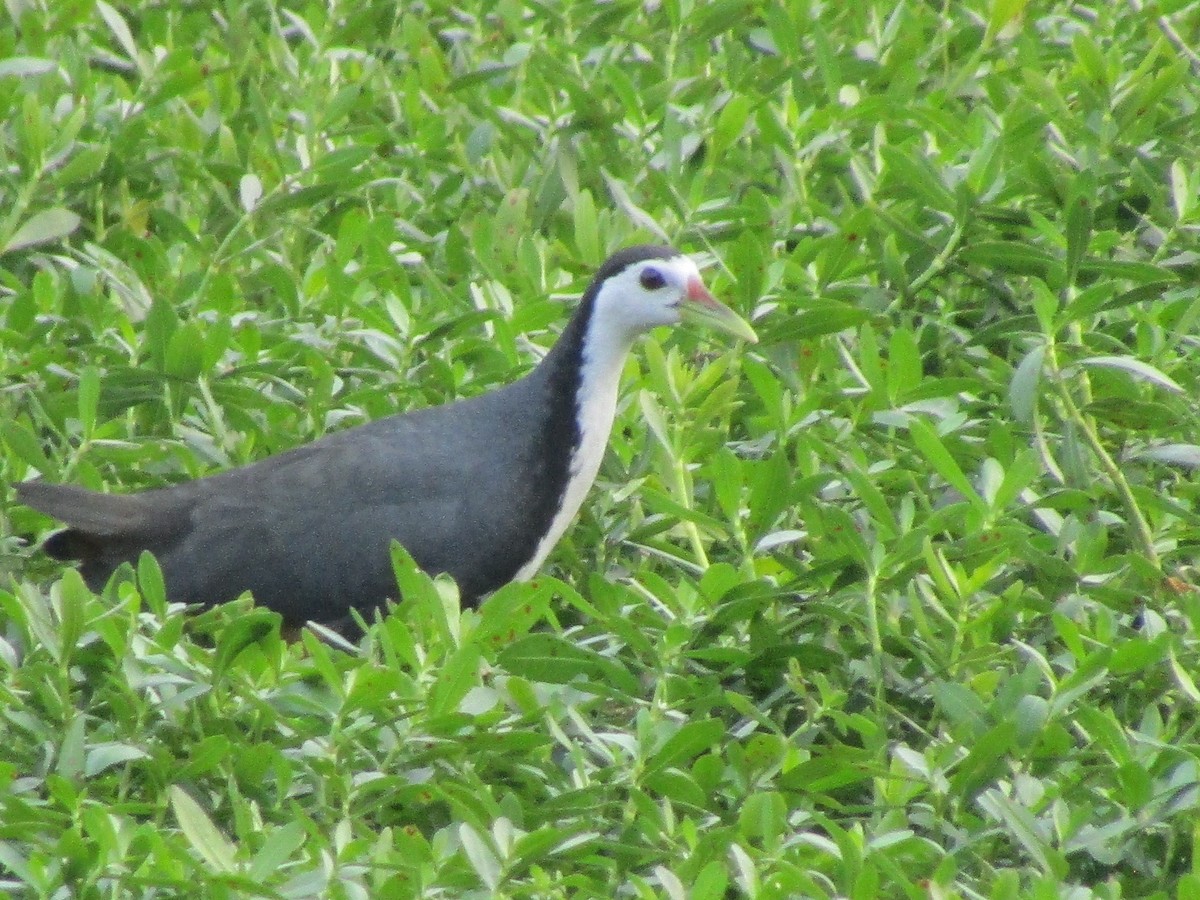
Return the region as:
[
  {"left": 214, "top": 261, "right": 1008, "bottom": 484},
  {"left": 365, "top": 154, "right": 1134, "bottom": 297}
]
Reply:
[
  {"left": 1045, "top": 343, "right": 1161, "bottom": 569},
  {"left": 669, "top": 452, "right": 710, "bottom": 570}
]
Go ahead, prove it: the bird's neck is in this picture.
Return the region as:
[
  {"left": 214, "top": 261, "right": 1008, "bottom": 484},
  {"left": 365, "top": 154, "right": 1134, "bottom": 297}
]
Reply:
[
  {"left": 512, "top": 299, "right": 636, "bottom": 581},
  {"left": 543, "top": 297, "right": 636, "bottom": 456},
  {"left": 577, "top": 311, "right": 638, "bottom": 425}
]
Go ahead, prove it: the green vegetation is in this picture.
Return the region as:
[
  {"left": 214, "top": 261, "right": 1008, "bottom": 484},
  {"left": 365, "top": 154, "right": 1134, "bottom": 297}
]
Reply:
[{"left": 2, "top": 0, "right": 1200, "bottom": 896}]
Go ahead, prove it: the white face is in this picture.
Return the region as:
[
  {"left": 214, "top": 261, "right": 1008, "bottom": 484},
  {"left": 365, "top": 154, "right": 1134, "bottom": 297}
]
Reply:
[{"left": 591, "top": 255, "right": 705, "bottom": 342}]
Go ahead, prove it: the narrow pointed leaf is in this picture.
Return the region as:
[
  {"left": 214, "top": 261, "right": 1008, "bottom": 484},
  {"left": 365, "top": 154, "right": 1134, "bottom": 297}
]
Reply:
[
  {"left": 1077, "top": 355, "right": 1183, "bottom": 394},
  {"left": 169, "top": 786, "right": 237, "bottom": 873}
]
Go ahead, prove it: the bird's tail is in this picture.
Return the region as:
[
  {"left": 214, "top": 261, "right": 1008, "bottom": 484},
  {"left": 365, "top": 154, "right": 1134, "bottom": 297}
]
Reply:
[
  {"left": 17, "top": 481, "right": 151, "bottom": 537},
  {"left": 16, "top": 480, "right": 166, "bottom": 590}
]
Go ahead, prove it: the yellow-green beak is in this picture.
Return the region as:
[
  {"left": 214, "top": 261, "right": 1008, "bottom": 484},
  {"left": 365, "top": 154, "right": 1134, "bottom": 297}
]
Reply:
[{"left": 679, "top": 277, "right": 758, "bottom": 343}]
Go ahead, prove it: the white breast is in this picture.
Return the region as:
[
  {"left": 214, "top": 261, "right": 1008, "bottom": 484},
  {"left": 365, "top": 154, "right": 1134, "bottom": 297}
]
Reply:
[{"left": 513, "top": 318, "right": 629, "bottom": 582}]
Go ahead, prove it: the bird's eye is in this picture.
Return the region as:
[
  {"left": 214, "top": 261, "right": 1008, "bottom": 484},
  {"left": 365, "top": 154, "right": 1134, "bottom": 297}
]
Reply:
[{"left": 640, "top": 268, "right": 667, "bottom": 290}]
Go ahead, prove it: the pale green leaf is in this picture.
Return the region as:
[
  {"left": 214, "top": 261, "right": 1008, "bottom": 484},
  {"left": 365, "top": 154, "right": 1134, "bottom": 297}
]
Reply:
[
  {"left": 3, "top": 208, "right": 81, "bottom": 253},
  {"left": 1078, "top": 355, "right": 1183, "bottom": 394},
  {"left": 95, "top": 0, "right": 139, "bottom": 63},
  {"left": 169, "top": 786, "right": 237, "bottom": 873},
  {"left": 0, "top": 57, "right": 59, "bottom": 78},
  {"left": 459, "top": 824, "right": 501, "bottom": 890}
]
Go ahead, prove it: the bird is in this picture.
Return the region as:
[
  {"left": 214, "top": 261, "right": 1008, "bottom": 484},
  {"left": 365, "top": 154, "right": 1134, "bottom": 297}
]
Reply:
[{"left": 17, "top": 245, "right": 757, "bottom": 629}]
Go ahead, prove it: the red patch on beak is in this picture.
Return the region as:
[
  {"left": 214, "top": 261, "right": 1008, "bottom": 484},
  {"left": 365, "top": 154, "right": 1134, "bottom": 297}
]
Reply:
[{"left": 686, "top": 277, "right": 718, "bottom": 308}]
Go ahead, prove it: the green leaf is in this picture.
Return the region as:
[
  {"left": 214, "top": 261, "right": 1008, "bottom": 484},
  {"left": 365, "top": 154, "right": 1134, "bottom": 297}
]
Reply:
[
  {"left": 638, "top": 389, "right": 672, "bottom": 454},
  {"left": 3, "top": 208, "right": 81, "bottom": 253},
  {"left": 472, "top": 579, "right": 553, "bottom": 652},
  {"left": 602, "top": 169, "right": 668, "bottom": 241},
  {"left": 136, "top": 552, "right": 168, "bottom": 618},
  {"left": 238, "top": 173, "right": 263, "bottom": 212},
  {"left": 572, "top": 188, "right": 600, "bottom": 264},
  {"left": 977, "top": 788, "right": 1061, "bottom": 874},
  {"left": 55, "top": 568, "right": 91, "bottom": 662},
  {"left": 85, "top": 743, "right": 149, "bottom": 777},
  {"left": 645, "top": 719, "right": 725, "bottom": 776},
  {"left": 1084, "top": 397, "right": 1179, "bottom": 430},
  {"left": 1064, "top": 170, "right": 1095, "bottom": 285},
  {"left": 1077, "top": 355, "right": 1183, "bottom": 393},
  {"left": 907, "top": 417, "right": 982, "bottom": 508},
  {"left": 959, "top": 241, "right": 1057, "bottom": 275},
  {"left": 389, "top": 541, "right": 442, "bottom": 611},
  {"left": 77, "top": 366, "right": 100, "bottom": 438},
  {"left": 300, "top": 628, "right": 345, "bottom": 696},
  {"left": 247, "top": 822, "right": 306, "bottom": 882},
  {"left": 429, "top": 642, "right": 482, "bottom": 716},
  {"left": 1169, "top": 647, "right": 1200, "bottom": 703},
  {"left": 747, "top": 449, "right": 793, "bottom": 540},
  {"left": 711, "top": 94, "right": 751, "bottom": 161},
  {"left": 992, "top": 449, "right": 1042, "bottom": 512},
  {"left": 1110, "top": 635, "right": 1166, "bottom": 675},
  {"left": 169, "top": 786, "right": 237, "bottom": 874},
  {"left": 448, "top": 63, "right": 515, "bottom": 92},
  {"left": 1170, "top": 159, "right": 1193, "bottom": 221},
  {"left": 459, "top": 824, "right": 501, "bottom": 890},
  {"left": 987, "top": 0, "right": 1030, "bottom": 39},
  {"left": 772, "top": 302, "right": 870, "bottom": 340},
  {"left": 212, "top": 609, "right": 280, "bottom": 683},
  {"left": 691, "top": 860, "right": 730, "bottom": 900},
  {"left": 2, "top": 418, "right": 52, "bottom": 473},
  {"left": 498, "top": 634, "right": 640, "bottom": 696},
  {"left": 931, "top": 681, "right": 988, "bottom": 736},
  {"left": 1136, "top": 444, "right": 1200, "bottom": 469},
  {"left": 886, "top": 326, "right": 922, "bottom": 401},
  {"left": 143, "top": 295, "right": 179, "bottom": 372},
  {"left": 56, "top": 715, "right": 87, "bottom": 780},
  {"left": 1009, "top": 344, "right": 1045, "bottom": 425},
  {"left": 95, "top": 0, "right": 140, "bottom": 64},
  {"left": 737, "top": 792, "right": 787, "bottom": 852},
  {"left": 0, "top": 57, "right": 58, "bottom": 78},
  {"left": 880, "top": 145, "right": 955, "bottom": 212},
  {"left": 165, "top": 321, "right": 205, "bottom": 380},
  {"left": 1013, "top": 696, "right": 1048, "bottom": 747}
]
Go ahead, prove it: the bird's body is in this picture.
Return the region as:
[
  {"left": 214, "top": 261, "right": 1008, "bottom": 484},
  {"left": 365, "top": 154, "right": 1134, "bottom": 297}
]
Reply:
[
  {"left": 18, "top": 246, "right": 756, "bottom": 627},
  {"left": 22, "top": 368, "right": 576, "bottom": 623}
]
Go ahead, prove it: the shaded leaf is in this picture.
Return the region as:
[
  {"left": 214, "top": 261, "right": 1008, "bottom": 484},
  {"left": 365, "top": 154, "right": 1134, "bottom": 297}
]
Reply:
[
  {"left": 1136, "top": 444, "right": 1200, "bottom": 469},
  {"left": 498, "top": 634, "right": 640, "bottom": 696}
]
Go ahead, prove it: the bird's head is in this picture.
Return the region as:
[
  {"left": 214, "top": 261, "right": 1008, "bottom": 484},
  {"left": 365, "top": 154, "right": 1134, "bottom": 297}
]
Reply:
[{"left": 587, "top": 245, "right": 758, "bottom": 345}]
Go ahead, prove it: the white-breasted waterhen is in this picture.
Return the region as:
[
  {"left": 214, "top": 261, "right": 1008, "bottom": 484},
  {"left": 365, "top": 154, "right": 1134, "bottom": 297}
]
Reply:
[{"left": 17, "top": 245, "right": 757, "bottom": 628}]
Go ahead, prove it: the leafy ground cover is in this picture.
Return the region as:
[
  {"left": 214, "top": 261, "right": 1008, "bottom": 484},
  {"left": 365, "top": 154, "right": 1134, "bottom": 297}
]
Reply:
[{"left": 2, "top": 0, "right": 1200, "bottom": 896}]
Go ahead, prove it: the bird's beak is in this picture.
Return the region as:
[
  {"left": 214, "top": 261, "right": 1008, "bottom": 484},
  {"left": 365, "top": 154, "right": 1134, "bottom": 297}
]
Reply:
[{"left": 679, "top": 278, "right": 758, "bottom": 343}]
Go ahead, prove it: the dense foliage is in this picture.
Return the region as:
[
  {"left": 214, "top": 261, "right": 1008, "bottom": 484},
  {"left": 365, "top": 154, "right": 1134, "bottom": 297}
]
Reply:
[{"left": 2, "top": 1, "right": 1199, "bottom": 896}]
